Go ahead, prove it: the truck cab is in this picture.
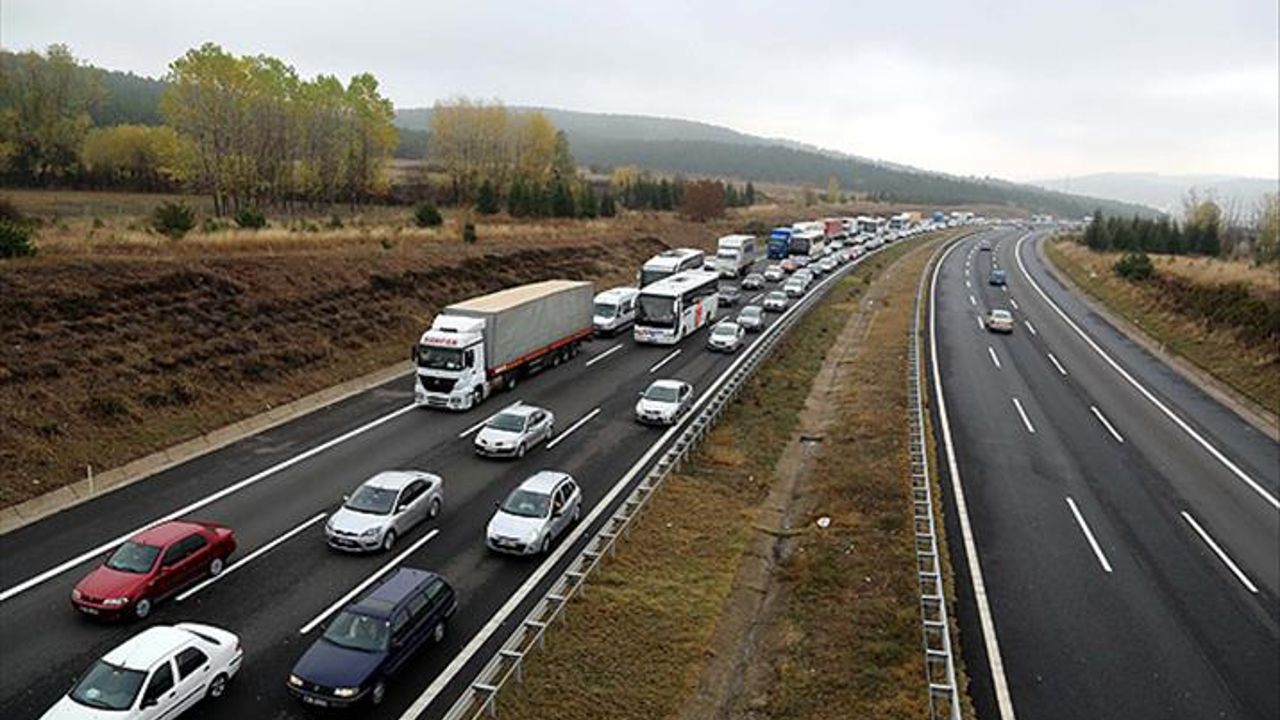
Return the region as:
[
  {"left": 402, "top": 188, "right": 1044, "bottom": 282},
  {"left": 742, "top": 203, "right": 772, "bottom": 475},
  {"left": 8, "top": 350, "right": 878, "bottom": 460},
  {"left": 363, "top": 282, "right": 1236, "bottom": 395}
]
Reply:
[{"left": 415, "top": 317, "right": 487, "bottom": 410}]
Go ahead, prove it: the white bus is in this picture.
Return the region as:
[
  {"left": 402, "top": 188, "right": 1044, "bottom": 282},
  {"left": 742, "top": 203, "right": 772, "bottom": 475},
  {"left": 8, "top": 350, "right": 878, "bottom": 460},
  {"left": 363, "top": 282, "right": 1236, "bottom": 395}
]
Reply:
[
  {"left": 633, "top": 270, "right": 721, "bottom": 345},
  {"left": 857, "top": 216, "right": 885, "bottom": 235},
  {"left": 715, "top": 234, "right": 758, "bottom": 278},
  {"left": 638, "top": 248, "right": 706, "bottom": 288}
]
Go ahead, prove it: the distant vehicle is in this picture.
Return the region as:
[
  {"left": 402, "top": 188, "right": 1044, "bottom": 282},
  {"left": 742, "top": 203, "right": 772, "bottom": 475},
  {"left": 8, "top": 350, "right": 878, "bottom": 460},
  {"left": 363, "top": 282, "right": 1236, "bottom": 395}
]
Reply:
[
  {"left": 793, "top": 254, "right": 811, "bottom": 268},
  {"left": 978, "top": 239, "right": 992, "bottom": 251},
  {"left": 794, "top": 269, "right": 814, "bottom": 285},
  {"left": 783, "top": 278, "right": 806, "bottom": 298},
  {"left": 932, "top": 210, "right": 947, "bottom": 225},
  {"left": 764, "top": 265, "right": 785, "bottom": 282},
  {"left": 592, "top": 287, "right": 639, "bottom": 336},
  {"left": 857, "top": 215, "right": 885, "bottom": 235},
  {"left": 742, "top": 272, "right": 765, "bottom": 290},
  {"left": 809, "top": 258, "right": 829, "bottom": 276},
  {"left": 789, "top": 229, "right": 824, "bottom": 257},
  {"left": 780, "top": 258, "right": 799, "bottom": 273},
  {"left": 736, "top": 305, "right": 765, "bottom": 332},
  {"left": 326, "top": 472, "right": 443, "bottom": 553},
  {"left": 634, "top": 270, "right": 720, "bottom": 345},
  {"left": 474, "top": 404, "right": 555, "bottom": 458},
  {"left": 487, "top": 471, "right": 582, "bottom": 554},
  {"left": 767, "top": 227, "right": 794, "bottom": 259},
  {"left": 71, "top": 521, "right": 236, "bottom": 620},
  {"left": 819, "top": 256, "right": 839, "bottom": 273},
  {"left": 717, "top": 284, "right": 742, "bottom": 307},
  {"left": 635, "top": 379, "right": 694, "bottom": 425},
  {"left": 706, "top": 321, "right": 746, "bottom": 353},
  {"left": 414, "top": 280, "right": 593, "bottom": 410},
  {"left": 715, "top": 234, "right": 758, "bottom": 278},
  {"left": 702, "top": 258, "right": 717, "bottom": 272},
  {"left": 985, "top": 309, "right": 1015, "bottom": 333},
  {"left": 763, "top": 291, "right": 789, "bottom": 312},
  {"left": 287, "top": 568, "right": 454, "bottom": 709},
  {"left": 639, "top": 248, "right": 706, "bottom": 288},
  {"left": 989, "top": 269, "right": 1007, "bottom": 286},
  {"left": 42, "top": 623, "right": 242, "bottom": 720}
]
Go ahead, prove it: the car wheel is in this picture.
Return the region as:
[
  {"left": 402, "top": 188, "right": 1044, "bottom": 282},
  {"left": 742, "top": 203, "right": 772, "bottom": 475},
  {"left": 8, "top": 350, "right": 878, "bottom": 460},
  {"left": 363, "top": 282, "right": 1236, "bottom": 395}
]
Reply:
[
  {"left": 572, "top": 504, "right": 581, "bottom": 523},
  {"left": 133, "top": 597, "right": 152, "bottom": 620},
  {"left": 370, "top": 679, "right": 387, "bottom": 706},
  {"left": 207, "top": 673, "right": 228, "bottom": 700},
  {"left": 433, "top": 621, "right": 446, "bottom": 643},
  {"left": 209, "top": 556, "right": 225, "bottom": 577},
  {"left": 517, "top": 442, "right": 526, "bottom": 459},
  {"left": 540, "top": 536, "right": 551, "bottom": 554},
  {"left": 428, "top": 497, "right": 441, "bottom": 520},
  {"left": 381, "top": 530, "right": 396, "bottom": 553}
]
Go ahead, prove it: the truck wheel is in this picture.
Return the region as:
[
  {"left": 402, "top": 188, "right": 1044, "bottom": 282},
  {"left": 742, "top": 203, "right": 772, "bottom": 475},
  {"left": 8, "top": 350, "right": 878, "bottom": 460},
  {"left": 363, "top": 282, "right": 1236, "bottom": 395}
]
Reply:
[
  {"left": 471, "top": 388, "right": 482, "bottom": 409},
  {"left": 508, "top": 373, "right": 518, "bottom": 391}
]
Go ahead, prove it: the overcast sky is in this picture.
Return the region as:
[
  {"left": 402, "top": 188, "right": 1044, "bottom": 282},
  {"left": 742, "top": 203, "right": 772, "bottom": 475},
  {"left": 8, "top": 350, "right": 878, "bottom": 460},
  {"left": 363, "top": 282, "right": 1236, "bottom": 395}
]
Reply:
[{"left": 3, "top": 0, "right": 1277, "bottom": 181}]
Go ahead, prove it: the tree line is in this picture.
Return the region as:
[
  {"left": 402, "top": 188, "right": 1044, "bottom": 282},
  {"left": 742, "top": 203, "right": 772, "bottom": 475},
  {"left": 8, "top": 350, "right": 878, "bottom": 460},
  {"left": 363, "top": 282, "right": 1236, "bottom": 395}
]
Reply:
[
  {"left": 1, "top": 44, "right": 398, "bottom": 214},
  {"left": 1081, "top": 190, "right": 1279, "bottom": 265}
]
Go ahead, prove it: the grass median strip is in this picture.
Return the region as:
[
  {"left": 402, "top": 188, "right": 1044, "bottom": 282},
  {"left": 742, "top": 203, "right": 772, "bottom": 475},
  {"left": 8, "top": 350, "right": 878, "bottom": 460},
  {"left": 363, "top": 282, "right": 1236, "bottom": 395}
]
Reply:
[{"left": 494, "top": 236, "right": 957, "bottom": 719}]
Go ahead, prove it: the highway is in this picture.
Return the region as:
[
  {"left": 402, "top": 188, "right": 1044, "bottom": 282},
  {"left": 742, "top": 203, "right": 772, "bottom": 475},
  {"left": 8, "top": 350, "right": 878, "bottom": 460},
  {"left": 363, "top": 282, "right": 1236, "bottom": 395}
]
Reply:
[
  {"left": 0, "top": 242, "right": 884, "bottom": 719},
  {"left": 931, "top": 229, "right": 1279, "bottom": 720}
]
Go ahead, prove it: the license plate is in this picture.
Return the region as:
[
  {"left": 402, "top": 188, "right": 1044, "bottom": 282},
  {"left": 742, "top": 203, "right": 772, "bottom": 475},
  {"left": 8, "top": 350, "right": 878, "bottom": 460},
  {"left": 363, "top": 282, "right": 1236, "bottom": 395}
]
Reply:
[
  {"left": 302, "top": 696, "right": 329, "bottom": 707},
  {"left": 78, "top": 606, "right": 99, "bottom": 615}
]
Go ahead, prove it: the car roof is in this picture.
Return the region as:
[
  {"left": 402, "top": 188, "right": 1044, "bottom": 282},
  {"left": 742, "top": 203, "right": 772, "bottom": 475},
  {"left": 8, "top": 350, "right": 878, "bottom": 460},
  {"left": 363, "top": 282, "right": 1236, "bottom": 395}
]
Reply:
[
  {"left": 649, "top": 378, "right": 688, "bottom": 392},
  {"left": 132, "top": 520, "right": 207, "bottom": 546},
  {"left": 101, "top": 626, "right": 200, "bottom": 670},
  {"left": 595, "top": 287, "right": 638, "bottom": 302},
  {"left": 494, "top": 403, "right": 542, "bottom": 419},
  {"left": 364, "top": 471, "right": 428, "bottom": 491},
  {"left": 991, "top": 309, "right": 1013, "bottom": 317},
  {"left": 518, "top": 470, "right": 572, "bottom": 494},
  {"left": 351, "top": 567, "right": 440, "bottom": 618},
  {"left": 716, "top": 321, "right": 740, "bottom": 329}
]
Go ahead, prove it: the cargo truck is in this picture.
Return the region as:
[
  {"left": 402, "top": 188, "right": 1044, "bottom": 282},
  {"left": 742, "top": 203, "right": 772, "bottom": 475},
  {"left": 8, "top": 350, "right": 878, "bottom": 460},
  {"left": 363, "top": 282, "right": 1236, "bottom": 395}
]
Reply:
[
  {"left": 715, "top": 234, "right": 758, "bottom": 278},
  {"left": 767, "top": 228, "right": 793, "bottom": 259},
  {"left": 413, "top": 280, "right": 594, "bottom": 410}
]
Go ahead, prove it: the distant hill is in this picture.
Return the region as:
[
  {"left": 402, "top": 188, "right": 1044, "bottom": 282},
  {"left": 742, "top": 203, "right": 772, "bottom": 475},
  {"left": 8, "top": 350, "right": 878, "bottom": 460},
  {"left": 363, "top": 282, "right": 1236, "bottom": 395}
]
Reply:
[
  {"left": 396, "top": 106, "right": 1155, "bottom": 217},
  {"left": 1034, "top": 173, "right": 1277, "bottom": 217}
]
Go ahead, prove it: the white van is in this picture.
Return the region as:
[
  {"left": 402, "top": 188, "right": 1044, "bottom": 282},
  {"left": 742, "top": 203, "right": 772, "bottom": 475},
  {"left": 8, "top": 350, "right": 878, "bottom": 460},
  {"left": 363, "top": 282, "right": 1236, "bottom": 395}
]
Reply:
[{"left": 593, "top": 287, "right": 640, "bottom": 336}]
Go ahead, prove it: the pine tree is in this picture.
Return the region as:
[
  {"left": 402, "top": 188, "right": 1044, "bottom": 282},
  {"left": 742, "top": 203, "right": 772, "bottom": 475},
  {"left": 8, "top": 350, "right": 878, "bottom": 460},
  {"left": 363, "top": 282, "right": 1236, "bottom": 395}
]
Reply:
[
  {"left": 599, "top": 190, "right": 617, "bottom": 217},
  {"left": 476, "top": 180, "right": 500, "bottom": 215},
  {"left": 508, "top": 177, "right": 527, "bottom": 217},
  {"left": 745, "top": 181, "right": 756, "bottom": 205},
  {"left": 551, "top": 180, "right": 575, "bottom": 217}
]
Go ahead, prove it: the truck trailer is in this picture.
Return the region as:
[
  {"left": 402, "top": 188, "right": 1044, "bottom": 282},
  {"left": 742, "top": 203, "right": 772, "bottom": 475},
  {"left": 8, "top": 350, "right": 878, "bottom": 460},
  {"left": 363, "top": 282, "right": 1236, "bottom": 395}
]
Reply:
[
  {"left": 715, "top": 234, "right": 758, "bottom": 278},
  {"left": 413, "top": 280, "right": 594, "bottom": 410}
]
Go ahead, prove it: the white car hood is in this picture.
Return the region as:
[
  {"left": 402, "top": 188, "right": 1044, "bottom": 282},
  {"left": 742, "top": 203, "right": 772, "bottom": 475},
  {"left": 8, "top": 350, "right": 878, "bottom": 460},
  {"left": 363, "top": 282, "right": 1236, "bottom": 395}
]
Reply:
[
  {"left": 636, "top": 398, "right": 677, "bottom": 416},
  {"left": 475, "top": 427, "right": 521, "bottom": 447},
  {"left": 329, "top": 506, "right": 389, "bottom": 535},
  {"left": 488, "top": 511, "right": 545, "bottom": 540},
  {"left": 709, "top": 334, "right": 736, "bottom": 346},
  {"left": 39, "top": 696, "right": 120, "bottom": 720}
]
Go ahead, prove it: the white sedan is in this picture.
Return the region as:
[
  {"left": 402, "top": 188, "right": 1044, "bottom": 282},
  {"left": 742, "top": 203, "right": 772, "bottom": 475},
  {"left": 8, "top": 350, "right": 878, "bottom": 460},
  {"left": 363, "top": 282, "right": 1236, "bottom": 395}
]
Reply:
[
  {"left": 41, "top": 623, "right": 242, "bottom": 719},
  {"left": 706, "top": 321, "right": 746, "bottom": 353}
]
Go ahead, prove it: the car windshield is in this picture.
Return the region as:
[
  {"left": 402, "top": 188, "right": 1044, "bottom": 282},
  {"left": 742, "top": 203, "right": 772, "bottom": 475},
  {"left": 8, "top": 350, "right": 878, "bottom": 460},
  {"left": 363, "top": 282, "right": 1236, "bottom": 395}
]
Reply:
[
  {"left": 105, "top": 541, "right": 160, "bottom": 574},
  {"left": 992, "top": 311, "right": 1012, "bottom": 320},
  {"left": 323, "top": 610, "right": 389, "bottom": 653},
  {"left": 593, "top": 302, "right": 617, "bottom": 319},
  {"left": 636, "top": 294, "right": 677, "bottom": 328},
  {"left": 487, "top": 412, "right": 527, "bottom": 433},
  {"left": 345, "top": 484, "right": 398, "bottom": 515},
  {"left": 714, "top": 324, "right": 738, "bottom": 336},
  {"left": 768, "top": 292, "right": 786, "bottom": 301},
  {"left": 740, "top": 307, "right": 762, "bottom": 319},
  {"left": 419, "top": 346, "right": 464, "bottom": 371},
  {"left": 501, "top": 488, "right": 551, "bottom": 518},
  {"left": 720, "top": 287, "right": 739, "bottom": 296},
  {"left": 69, "top": 660, "right": 146, "bottom": 711},
  {"left": 644, "top": 384, "right": 680, "bottom": 402}
]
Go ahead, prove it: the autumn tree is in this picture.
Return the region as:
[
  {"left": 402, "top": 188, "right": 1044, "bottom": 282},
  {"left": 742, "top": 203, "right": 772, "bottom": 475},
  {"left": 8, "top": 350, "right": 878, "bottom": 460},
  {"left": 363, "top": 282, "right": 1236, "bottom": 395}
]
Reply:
[
  {"left": 0, "top": 45, "right": 103, "bottom": 182},
  {"left": 680, "top": 179, "right": 726, "bottom": 221},
  {"left": 81, "top": 124, "right": 188, "bottom": 190},
  {"left": 825, "top": 175, "right": 840, "bottom": 203}
]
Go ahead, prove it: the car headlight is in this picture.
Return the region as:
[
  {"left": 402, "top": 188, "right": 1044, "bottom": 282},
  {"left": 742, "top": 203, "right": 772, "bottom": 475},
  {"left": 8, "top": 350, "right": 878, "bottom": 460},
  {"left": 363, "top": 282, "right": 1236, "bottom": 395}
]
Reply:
[
  {"left": 361, "top": 528, "right": 381, "bottom": 538},
  {"left": 333, "top": 687, "right": 359, "bottom": 698},
  {"left": 103, "top": 597, "right": 130, "bottom": 606},
  {"left": 288, "top": 674, "right": 304, "bottom": 687},
  {"left": 71, "top": 588, "right": 82, "bottom": 601}
]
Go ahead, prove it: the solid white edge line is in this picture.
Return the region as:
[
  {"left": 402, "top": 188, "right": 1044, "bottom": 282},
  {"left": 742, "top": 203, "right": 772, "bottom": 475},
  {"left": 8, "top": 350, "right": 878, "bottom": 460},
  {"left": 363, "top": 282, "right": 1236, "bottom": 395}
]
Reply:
[
  {"left": 1180, "top": 511, "right": 1259, "bottom": 594},
  {"left": 545, "top": 408, "right": 601, "bottom": 450},
  {"left": 177, "top": 512, "right": 327, "bottom": 602},
  {"left": 648, "top": 348, "right": 683, "bottom": 373},
  {"left": 584, "top": 343, "right": 623, "bottom": 368},
  {"left": 1015, "top": 235, "right": 1279, "bottom": 510},
  {"left": 1025, "top": 320, "right": 1037, "bottom": 336},
  {"left": 1012, "top": 397, "right": 1036, "bottom": 434},
  {"left": 402, "top": 230, "right": 891, "bottom": 720},
  {"left": 988, "top": 346, "right": 1002, "bottom": 369},
  {"left": 930, "top": 235, "right": 1018, "bottom": 720},
  {"left": 1090, "top": 405, "right": 1125, "bottom": 444},
  {"left": 300, "top": 528, "right": 440, "bottom": 634},
  {"left": 1047, "top": 352, "right": 1068, "bottom": 376},
  {"left": 0, "top": 403, "right": 418, "bottom": 604},
  {"left": 1066, "top": 497, "right": 1114, "bottom": 573}
]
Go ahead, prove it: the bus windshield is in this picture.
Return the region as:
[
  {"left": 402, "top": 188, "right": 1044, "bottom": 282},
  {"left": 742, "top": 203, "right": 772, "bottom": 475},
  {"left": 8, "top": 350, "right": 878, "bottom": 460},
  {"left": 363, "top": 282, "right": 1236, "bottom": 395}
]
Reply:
[
  {"left": 640, "top": 269, "right": 672, "bottom": 288},
  {"left": 636, "top": 295, "right": 677, "bottom": 328}
]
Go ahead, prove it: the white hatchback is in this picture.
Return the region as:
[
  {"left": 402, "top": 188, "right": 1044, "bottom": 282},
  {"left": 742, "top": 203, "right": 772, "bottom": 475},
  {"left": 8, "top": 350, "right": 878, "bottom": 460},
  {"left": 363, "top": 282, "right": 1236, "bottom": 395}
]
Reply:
[
  {"left": 487, "top": 471, "right": 582, "bottom": 555},
  {"left": 41, "top": 623, "right": 242, "bottom": 720}
]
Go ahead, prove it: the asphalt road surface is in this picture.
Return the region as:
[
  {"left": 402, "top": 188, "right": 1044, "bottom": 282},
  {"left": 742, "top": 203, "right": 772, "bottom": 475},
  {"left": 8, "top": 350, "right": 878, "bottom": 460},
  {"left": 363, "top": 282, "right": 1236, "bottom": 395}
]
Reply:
[
  {"left": 932, "top": 229, "right": 1279, "bottom": 720},
  {"left": 0, "top": 240, "right": 892, "bottom": 720}
]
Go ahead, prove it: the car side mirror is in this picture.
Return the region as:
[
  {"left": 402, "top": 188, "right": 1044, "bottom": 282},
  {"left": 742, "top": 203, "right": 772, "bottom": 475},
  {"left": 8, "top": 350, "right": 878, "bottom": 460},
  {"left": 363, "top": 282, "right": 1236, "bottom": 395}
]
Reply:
[
  {"left": 142, "top": 697, "right": 159, "bottom": 709},
  {"left": 342, "top": 494, "right": 350, "bottom": 502}
]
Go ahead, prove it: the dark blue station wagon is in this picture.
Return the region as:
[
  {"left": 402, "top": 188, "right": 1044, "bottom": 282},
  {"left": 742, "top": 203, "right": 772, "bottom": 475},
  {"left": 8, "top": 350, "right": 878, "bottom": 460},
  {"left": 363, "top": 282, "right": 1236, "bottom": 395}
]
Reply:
[{"left": 287, "top": 567, "right": 457, "bottom": 708}]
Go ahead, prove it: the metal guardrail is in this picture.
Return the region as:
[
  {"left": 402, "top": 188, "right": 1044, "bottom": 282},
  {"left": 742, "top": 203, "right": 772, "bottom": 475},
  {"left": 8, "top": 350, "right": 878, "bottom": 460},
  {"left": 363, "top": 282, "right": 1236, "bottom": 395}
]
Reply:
[
  {"left": 910, "top": 237, "right": 969, "bottom": 720},
  {"left": 436, "top": 236, "right": 940, "bottom": 720}
]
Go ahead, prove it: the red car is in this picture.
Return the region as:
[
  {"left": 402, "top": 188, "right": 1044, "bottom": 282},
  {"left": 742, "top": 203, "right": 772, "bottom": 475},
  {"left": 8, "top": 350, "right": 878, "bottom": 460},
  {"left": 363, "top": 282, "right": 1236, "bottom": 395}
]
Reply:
[
  {"left": 780, "top": 258, "right": 799, "bottom": 272},
  {"left": 71, "top": 520, "right": 236, "bottom": 620}
]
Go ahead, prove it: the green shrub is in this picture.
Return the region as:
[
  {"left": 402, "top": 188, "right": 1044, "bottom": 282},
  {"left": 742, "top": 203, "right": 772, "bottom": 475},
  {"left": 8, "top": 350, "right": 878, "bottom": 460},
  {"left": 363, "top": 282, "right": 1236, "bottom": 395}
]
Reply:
[
  {"left": 462, "top": 220, "right": 477, "bottom": 244},
  {"left": 152, "top": 201, "right": 195, "bottom": 239},
  {"left": 1113, "top": 252, "right": 1154, "bottom": 281},
  {"left": 414, "top": 202, "right": 443, "bottom": 227},
  {"left": 0, "top": 219, "right": 37, "bottom": 258},
  {"left": 234, "top": 207, "right": 267, "bottom": 229},
  {"left": 327, "top": 214, "right": 344, "bottom": 229}
]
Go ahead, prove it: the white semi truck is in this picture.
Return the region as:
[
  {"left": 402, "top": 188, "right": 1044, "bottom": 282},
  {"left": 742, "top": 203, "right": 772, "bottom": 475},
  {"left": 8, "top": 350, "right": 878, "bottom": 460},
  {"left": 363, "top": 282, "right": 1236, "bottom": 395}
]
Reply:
[
  {"left": 714, "top": 234, "right": 758, "bottom": 278},
  {"left": 413, "top": 280, "right": 594, "bottom": 410}
]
